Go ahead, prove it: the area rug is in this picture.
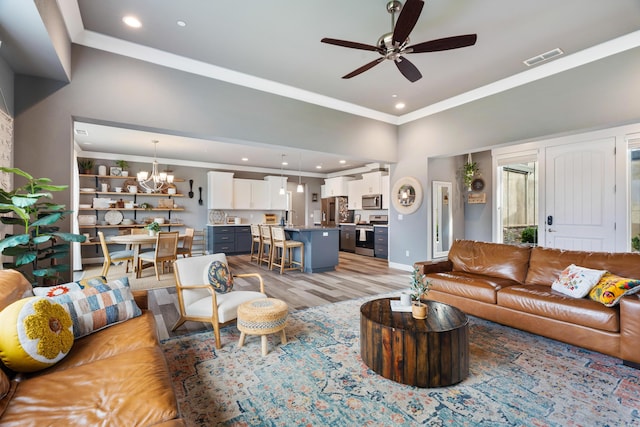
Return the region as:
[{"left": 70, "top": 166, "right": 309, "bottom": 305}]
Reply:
[{"left": 161, "top": 296, "right": 640, "bottom": 426}]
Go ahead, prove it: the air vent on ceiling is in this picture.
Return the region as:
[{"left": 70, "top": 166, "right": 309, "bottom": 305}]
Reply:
[
  {"left": 74, "top": 129, "right": 88, "bottom": 136},
  {"left": 523, "top": 48, "right": 564, "bottom": 67}
]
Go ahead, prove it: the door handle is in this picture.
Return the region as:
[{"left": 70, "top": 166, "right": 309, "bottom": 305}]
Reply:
[{"left": 548, "top": 228, "right": 557, "bottom": 233}]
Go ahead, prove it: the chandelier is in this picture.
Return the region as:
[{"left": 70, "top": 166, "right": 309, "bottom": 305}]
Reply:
[{"left": 137, "top": 140, "right": 174, "bottom": 193}]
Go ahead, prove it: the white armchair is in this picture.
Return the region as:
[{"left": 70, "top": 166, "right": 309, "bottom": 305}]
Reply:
[{"left": 172, "top": 253, "right": 267, "bottom": 348}]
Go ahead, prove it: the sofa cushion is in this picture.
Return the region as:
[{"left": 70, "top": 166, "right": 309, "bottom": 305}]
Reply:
[
  {"left": 32, "top": 276, "right": 107, "bottom": 298},
  {"left": 427, "top": 271, "right": 521, "bottom": 304},
  {"left": 589, "top": 273, "right": 640, "bottom": 307},
  {"left": 448, "top": 240, "right": 531, "bottom": 283},
  {"left": 48, "top": 277, "right": 142, "bottom": 338},
  {"left": 0, "top": 297, "right": 74, "bottom": 372},
  {"left": 0, "top": 270, "right": 33, "bottom": 312},
  {"left": 0, "top": 346, "right": 180, "bottom": 426},
  {"left": 550, "top": 264, "right": 606, "bottom": 298},
  {"left": 498, "top": 285, "right": 619, "bottom": 332},
  {"left": 525, "top": 246, "right": 640, "bottom": 286}
]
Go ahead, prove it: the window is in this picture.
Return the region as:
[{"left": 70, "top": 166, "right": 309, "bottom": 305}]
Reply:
[
  {"left": 630, "top": 146, "right": 640, "bottom": 252},
  {"left": 495, "top": 152, "right": 538, "bottom": 245}
]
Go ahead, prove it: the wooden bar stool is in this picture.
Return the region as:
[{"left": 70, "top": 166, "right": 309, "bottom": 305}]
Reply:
[
  {"left": 270, "top": 226, "right": 304, "bottom": 274},
  {"left": 259, "top": 225, "right": 273, "bottom": 269},
  {"left": 250, "top": 224, "right": 261, "bottom": 263}
]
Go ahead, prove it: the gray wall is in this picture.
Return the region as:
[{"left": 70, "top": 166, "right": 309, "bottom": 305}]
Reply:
[{"left": 389, "top": 46, "right": 640, "bottom": 268}]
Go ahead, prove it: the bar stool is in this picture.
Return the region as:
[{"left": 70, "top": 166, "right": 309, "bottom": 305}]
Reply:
[
  {"left": 250, "top": 224, "right": 261, "bottom": 263},
  {"left": 270, "top": 226, "right": 304, "bottom": 274},
  {"left": 259, "top": 225, "right": 273, "bottom": 268}
]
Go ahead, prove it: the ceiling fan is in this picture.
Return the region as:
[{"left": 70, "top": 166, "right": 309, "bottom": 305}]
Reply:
[{"left": 321, "top": 0, "right": 477, "bottom": 82}]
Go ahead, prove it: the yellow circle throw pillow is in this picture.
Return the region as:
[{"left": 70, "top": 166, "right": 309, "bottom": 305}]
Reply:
[{"left": 0, "top": 297, "right": 74, "bottom": 372}]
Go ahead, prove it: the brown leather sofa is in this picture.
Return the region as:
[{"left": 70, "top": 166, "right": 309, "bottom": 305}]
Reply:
[
  {"left": 0, "top": 269, "right": 184, "bottom": 426},
  {"left": 415, "top": 240, "right": 640, "bottom": 368}
]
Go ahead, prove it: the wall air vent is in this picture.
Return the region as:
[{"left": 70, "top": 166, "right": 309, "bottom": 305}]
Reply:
[{"left": 523, "top": 48, "right": 564, "bottom": 67}]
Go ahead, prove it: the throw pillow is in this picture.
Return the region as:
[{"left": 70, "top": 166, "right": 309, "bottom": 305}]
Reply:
[
  {"left": 589, "top": 273, "right": 640, "bottom": 307},
  {"left": 0, "top": 297, "right": 74, "bottom": 372},
  {"left": 550, "top": 264, "right": 607, "bottom": 298},
  {"left": 204, "top": 260, "right": 234, "bottom": 293},
  {"left": 33, "top": 276, "right": 107, "bottom": 298},
  {"left": 48, "top": 277, "right": 142, "bottom": 338}
]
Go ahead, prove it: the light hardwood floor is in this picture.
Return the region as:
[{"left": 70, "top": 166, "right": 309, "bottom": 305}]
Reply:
[{"left": 149, "top": 252, "right": 410, "bottom": 340}]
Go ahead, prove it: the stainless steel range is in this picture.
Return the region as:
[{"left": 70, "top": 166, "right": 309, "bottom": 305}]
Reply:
[{"left": 355, "top": 215, "right": 388, "bottom": 256}]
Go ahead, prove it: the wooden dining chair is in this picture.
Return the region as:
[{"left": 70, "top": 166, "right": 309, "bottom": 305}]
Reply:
[
  {"left": 97, "top": 231, "right": 134, "bottom": 277},
  {"left": 137, "top": 231, "right": 179, "bottom": 280},
  {"left": 177, "top": 227, "right": 195, "bottom": 258}
]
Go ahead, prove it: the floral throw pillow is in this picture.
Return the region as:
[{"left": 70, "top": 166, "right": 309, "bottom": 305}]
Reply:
[
  {"left": 33, "top": 276, "right": 108, "bottom": 298},
  {"left": 551, "top": 264, "right": 607, "bottom": 298},
  {"left": 588, "top": 273, "right": 640, "bottom": 307},
  {"left": 205, "top": 261, "right": 234, "bottom": 294}
]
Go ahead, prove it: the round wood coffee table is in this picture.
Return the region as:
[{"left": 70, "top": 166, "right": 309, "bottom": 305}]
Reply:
[{"left": 360, "top": 298, "right": 469, "bottom": 387}]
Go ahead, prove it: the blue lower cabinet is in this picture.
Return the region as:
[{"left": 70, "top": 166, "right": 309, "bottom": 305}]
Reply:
[
  {"left": 207, "top": 225, "right": 252, "bottom": 255},
  {"left": 374, "top": 226, "right": 388, "bottom": 259}
]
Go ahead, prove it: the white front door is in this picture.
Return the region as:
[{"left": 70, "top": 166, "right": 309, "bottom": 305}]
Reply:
[{"left": 544, "top": 138, "right": 616, "bottom": 251}]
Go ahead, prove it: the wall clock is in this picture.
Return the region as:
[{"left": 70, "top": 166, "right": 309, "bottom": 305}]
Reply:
[{"left": 471, "top": 178, "right": 485, "bottom": 192}]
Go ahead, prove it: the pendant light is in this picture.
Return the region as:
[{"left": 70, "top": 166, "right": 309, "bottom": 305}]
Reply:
[
  {"left": 279, "top": 154, "right": 285, "bottom": 195},
  {"left": 296, "top": 153, "right": 304, "bottom": 193}
]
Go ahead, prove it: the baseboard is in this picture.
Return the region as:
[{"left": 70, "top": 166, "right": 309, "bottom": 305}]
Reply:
[{"left": 388, "top": 261, "right": 413, "bottom": 272}]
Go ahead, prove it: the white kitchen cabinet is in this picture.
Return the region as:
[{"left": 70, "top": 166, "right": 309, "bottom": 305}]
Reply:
[
  {"left": 207, "top": 171, "right": 234, "bottom": 209},
  {"left": 323, "top": 176, "right": 353, "bottom": 197},
  {"left": 320, "top": 184, "right": 326, "bottom": 199},
  {"left": 348, "top": 179, "right": 363, "bottom": 210},
  {"left": 361, "top": 171, "right": 384, "bottom": 195},
  {"left": 264, "top": 176, "right": 288, "bottom": 210},
  {"left": 381, "top": 175, "right": 390, "bottom": 209},
  {"left": 233, "top": 178, "right": 269, "bottom": 209}
]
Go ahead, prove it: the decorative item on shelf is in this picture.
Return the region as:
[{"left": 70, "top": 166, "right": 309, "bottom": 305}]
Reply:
[
  {"left": 462, "top": 153, "right": 479, "bottom": 191},
  {"left": 158, "top": 199, "right": 173, "bottom": 208},
  {"left": 145, "top": 221, "right": 161, "bottom": 236},
  {"left": 139, "top": 202, "right": 153, "bottom": 211},
  {"left": 409, "top": 266, "right": 431, "bottom": 319},
  {"left": 210, "top": 210, "right": 225, "bottom": 224},
  {"left": 78, "top": 159, "right": 94, "bottom": 174},
  {"left": 109, "top": 166, "right": 122, "bottom": 176},
  {"left": 116, "top": 199, "right": 125, "bottom": 208},
  {"left": 0, "top": 167, "right": 86, "bottom": 285},
  {"left": 104, "top": 210, "right": 123, "bottom": 225},
  {"left": 98, "top": 164, "right": 107, "bottom": 176},
  {"left": 137, "top": 140, "right": 174, "bottom": 193},
  {"left": 115, "top": 160, "right": 129, "bottom": 177}
]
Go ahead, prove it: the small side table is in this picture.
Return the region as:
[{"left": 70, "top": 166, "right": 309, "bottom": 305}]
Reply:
[{"left": 237, "top": 298, "right": 288, "bottom": 356}]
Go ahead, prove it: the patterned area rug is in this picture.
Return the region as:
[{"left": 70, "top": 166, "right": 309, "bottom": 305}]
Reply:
[{"left": 161, "top": 296, "right": 640, "bottom": 426}]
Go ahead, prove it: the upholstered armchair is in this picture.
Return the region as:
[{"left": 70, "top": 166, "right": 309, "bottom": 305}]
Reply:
[{"left": 172, "top": 253, "right": 267, "bottom": 348}]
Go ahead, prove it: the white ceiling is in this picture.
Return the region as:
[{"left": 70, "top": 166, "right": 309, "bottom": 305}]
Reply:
[{"left": 4, "top": 1, "right": 640, "bottom": 174}]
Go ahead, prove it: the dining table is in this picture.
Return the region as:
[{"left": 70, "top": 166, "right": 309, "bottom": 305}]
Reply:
[{"left": 109, "top": 233, "right": 185, "bottom": 274}]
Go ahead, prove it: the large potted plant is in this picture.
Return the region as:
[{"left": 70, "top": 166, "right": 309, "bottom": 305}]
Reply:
[
  {"left": 0, "top": 167, "right": 86, "bottom": 285},
  {"left": 409, "top": 266, "right": 431, "bottom": 319}
]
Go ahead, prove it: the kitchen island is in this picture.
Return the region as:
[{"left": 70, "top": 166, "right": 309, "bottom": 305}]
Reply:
[{"left": 284, "top": 226, "right": 339, "bottom": 273}]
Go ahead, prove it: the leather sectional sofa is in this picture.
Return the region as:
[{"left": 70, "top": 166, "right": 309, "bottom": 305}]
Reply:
[
  {"left": 414, "top": 240, "right": 640, "bottom": 368},
  {"left": 0, "top": 269, "right": 184, "bottom": 426}
]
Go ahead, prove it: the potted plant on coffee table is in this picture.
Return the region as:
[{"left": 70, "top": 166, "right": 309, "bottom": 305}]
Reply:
[
  {"left": 145, "top": 221, "right": 161, "bottom": 236},
  {"left": 409, "top": 266, "right": 431, "bottom": 319},
  {"left": 0, "top": 167, "right": 86, "bottom": 285}
]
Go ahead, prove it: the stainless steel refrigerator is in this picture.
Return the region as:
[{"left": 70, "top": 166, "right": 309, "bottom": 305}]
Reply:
[{"left": 321, "top": 196, "right": 350, "bottom": 226}]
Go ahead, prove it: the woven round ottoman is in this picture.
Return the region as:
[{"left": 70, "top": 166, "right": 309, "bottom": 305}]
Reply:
[{"left": 237, "top": 298, "right": 288, "bottom": 356}]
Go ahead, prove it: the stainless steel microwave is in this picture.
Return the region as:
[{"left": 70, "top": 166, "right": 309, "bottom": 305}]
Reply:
[{"left": 362, "top": 194, "right": 382, "bottom": 210}]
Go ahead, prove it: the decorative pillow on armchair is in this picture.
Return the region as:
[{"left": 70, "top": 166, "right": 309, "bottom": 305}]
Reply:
[
  {"left": 204, "top": 260, "right": 234, "bottom": 293},
  {"left": 589, "top": 273, "right": 640, "bottom": 307},
  {"left": 551, "top": 264, "right": 606, "bottom": 298},
  {"left": 47, "top": 277, "right": 142, "bottom": 338}
]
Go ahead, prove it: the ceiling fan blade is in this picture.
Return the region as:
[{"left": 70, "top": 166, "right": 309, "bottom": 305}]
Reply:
[
  {"left": 342, "top": 58, "right": 385, "bottom": 79},
  {"left": 321, "top": 38, "right": 381, "bottom": 52},
  {"left": 394, "top": 56, "right": 422, "bottom": 82},
  {"left": 392, "top": 0, "right": 424, "bottom": 45},
  {"left": 407, "top": 34, "right": 477, "bottom": 53}
]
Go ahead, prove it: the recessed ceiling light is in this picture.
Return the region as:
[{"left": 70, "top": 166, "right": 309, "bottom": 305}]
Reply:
[
  {"left": 241, "top": 157, "right": 248, "bottom": 161},
  {"left": 316, "top": 165, "right": 322, "bottom": 169},
  {"left": 391, "top": 94, "right": 398, "bottom": 98},
  {"left": 176, "top": 20, "right": 187, "bottom": 27},
  {"left": 122, "top": 15, "right": 142, "bottom": 28},
  {"left": 395, "top": 102, "right": 406, "bottom": 109},
  {"left": 339, "top": 160, "right": 346, "bottom": 164},
  {"left": 282, "top": 161, "right": 288, "bottom": 166}
]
